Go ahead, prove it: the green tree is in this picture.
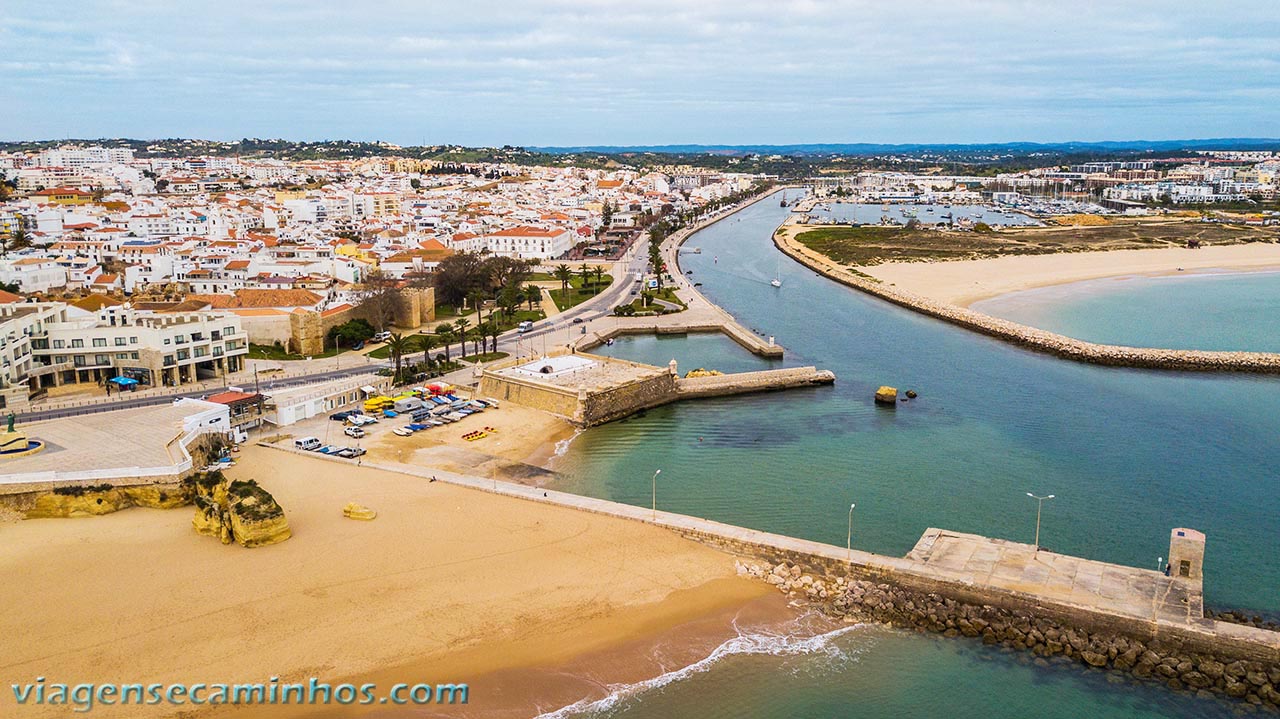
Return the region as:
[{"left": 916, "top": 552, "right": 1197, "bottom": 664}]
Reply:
[
  {"left": 385, "top": 333, "right": 410, "bottom": 383},
  {"left": 591, "top": 265, "right": 604, "bottom": 293},
  {"left": 453, "top": 318, "right": 471, "bottom": 359},
  {"left": 553, "top": 264, "right": 573, "bottom": 294},
  {"left": 524, "top": 284, "right": 541, "bottom": 310},
  {"left": 435, "top": 326, "right": 454, "bottom": 362},
  {"left": 577, "top": 263, "right": 590, "bottom": 290},
  {"left": 418, "top": 333, "right": 439, "bottom": 368}
]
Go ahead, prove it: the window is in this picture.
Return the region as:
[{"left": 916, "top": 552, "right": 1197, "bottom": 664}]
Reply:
[
  {"left": 95, "top": 354, "right": 108, "bottom": 365},
  {"left": 195, "top": 347, "right": 207, "bottom": 357},
  {"left": 73, "top": 356, "right": 86, "bottom": 367},
  {"left": 92, "top": 338, "right": 107, "bottom": 347},
  {"left": 52, "top": 339, "right": 64, "bottom": 349},
  {"left": 71, "top": 339, "right": 83, "bottom": 348},
  {"left": 225, "top": 326, "right": 236, "bottom": 336},
  {"left": 176, "top": 335, "right": 186, "bottom": 344},
  {"left": 130, "top": 352, "right": 139, "bottom": 360},
  {"left": 130, "top": 336, "right": 138, "bottom": 344},
  {"left": 163, "top": 338, "right": 170, "bottom": 345},
  {"left": 116, "top": 353, "right": 129, "bottom": 360},
  {"left": 114, "top": 337, "right": 126, "bottom": 346}
]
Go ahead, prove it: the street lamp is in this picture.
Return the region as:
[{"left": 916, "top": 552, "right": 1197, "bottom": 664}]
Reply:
[
  {"left": 847, "top": 503, "right": 856, "bottom": 562},
  {"left": 1026, "top": 492, "right": 1055, "bottom": 552},
  {"left": 651, "top": 469, "right": 662, "bottom": 520}
]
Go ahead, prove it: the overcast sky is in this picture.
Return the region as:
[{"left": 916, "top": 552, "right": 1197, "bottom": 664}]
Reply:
[{"left": 3, "top": 0, "right": 1278, "bottom": 146}]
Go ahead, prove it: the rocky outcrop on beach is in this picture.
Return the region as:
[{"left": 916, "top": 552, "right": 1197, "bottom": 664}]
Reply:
[
  {"left": 192, "top": 476, "right": 291, "bottom": 548},
  {"left": 25, "top": 482, "right": 194, "bottom": 518},
  {"left": 342, "top": 502, "right": 377, "bottom": 521},
  {"left": 736, "top": 560, "right": 1280, "bottom": 709}
]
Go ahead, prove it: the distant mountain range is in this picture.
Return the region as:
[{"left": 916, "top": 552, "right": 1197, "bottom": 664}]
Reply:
[{"left": 530, "top": 139, "right": 1280, "bottom": 156}]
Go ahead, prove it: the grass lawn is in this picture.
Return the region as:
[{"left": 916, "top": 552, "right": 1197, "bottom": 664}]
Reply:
[
  {"left": 468, "top": 352, "right": 510, "bottom": 363},
  {"left": 248, "top": 343, "right": 346, "bottom": 361},
  {"left": 548, "top": 274, "right": 613, "bottom": 311}
]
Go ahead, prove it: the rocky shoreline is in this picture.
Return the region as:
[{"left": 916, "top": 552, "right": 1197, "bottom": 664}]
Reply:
[
  {"left": 738, "top": 560, "right": 1280, "bottom": 710},
  {"left": 774, "top": 225, "right": 1280, "bottom": 374}
]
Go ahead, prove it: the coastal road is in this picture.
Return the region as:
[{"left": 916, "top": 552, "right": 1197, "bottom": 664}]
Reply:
[{"left": 17, "top": 363, "right": 388, "bottom": 423}]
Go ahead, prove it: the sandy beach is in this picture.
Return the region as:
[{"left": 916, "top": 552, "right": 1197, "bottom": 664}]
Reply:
[
  {"left": 0, "top": 445, "right": 769, "bottom": 718},
  {"left": 858, "top": 243, "right": 1280, "bottom": 307},
  {"left": 361, "top": 403, "right": 579, "bottom": 482}
]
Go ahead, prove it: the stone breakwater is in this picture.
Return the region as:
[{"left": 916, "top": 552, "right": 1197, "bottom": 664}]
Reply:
[
  {"left": 774, "top": 226, "right": 1280, "bottom": 374},
  {"left": 738, "top": 560, "right": 1280, "bottom": 709}
]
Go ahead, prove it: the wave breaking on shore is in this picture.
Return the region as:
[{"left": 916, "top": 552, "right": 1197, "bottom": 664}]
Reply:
[{"left": 534, "top": 620, "right": 865, "bottom": 718}]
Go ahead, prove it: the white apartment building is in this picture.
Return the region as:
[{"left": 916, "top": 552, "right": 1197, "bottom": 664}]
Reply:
[
  {"left": 29, "top": 304, "right": 249, "bottom": 389},
  {"left": 475, "top": 226, "right": 574, "bottom": 260},
  {"left": 0, "top": 257, "right": 69, "bottom": 293},
  {"left": 0, "top": 302, "right": 67, "bottom": 410}
]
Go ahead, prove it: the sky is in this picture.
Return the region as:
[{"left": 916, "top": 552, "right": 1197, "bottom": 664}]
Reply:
[{"left": 3, "top": 0, "right": 1279, "bottom": 146}]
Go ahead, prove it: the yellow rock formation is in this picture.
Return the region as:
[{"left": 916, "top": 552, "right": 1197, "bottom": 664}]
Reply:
[{"left": 342, "top": 503, "right": 377, "bottom": 521}]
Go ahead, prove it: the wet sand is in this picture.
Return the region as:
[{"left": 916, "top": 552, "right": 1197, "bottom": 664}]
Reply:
[
  {"left": 859, "top": 243, "right": 1280, "bottom": 307},
  {"left": 0, "top": 445, "right": 767, "bottom": 718}
]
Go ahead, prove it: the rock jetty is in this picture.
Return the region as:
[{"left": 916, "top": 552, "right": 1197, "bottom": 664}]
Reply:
[
  {"left": 736, "top": 560, "right": 1280, "bottom": 709},
  {"left": 775, "top": 228, "right": 1280, "bottom": 374}
]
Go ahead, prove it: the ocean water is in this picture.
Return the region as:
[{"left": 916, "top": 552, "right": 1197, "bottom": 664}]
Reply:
[
  {"left": 973, "top": 270, "right": 1280, "bottom": 352},
  {"left": 548, "top": 192, "right": 1280, "bottom": 717}
]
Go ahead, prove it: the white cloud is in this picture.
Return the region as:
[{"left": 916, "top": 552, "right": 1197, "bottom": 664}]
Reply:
[{"left": 0, "top": 0, "right": 1277, "bottom": 144}]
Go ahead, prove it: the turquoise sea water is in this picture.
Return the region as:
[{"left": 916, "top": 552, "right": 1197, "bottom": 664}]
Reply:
[
  {"left": 973, "top": 270, "right": 1280, "bottom": 352},
  {"left": 547, "top": 193, "right": 1280, "bottom": 718}
]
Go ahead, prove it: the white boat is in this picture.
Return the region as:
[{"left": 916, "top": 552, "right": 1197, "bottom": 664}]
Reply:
[{"left": 770, "top": 278, "right": 782, "bottom": 288}]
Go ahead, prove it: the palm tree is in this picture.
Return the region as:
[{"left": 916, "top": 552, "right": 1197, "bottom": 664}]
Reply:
[
  {"left": 435, "top": 323, "right": 454, "bottom": 363},
  {"left": 470, "top": 326, "right": 484, "bottom": 356},
  {"left": 578, "top": 263, "right": 591, "bottom": 290},
  {"left": 524, "top": 284, "right": 540, "bottom": 311},
  {"left": 453, "top": 318, "right": 471, "bottom": 359},
  {"left": 419, "top": 334, "right": 439, "bottom": 369},
  {"left": 553, "top": 264, "right": 573, "bottom": 294},
  {"left": 386, "top": 333, "right": 410, "bottom": 383},
  {"left": 591, "top": 266, "right": 604, "bottom": 294}
]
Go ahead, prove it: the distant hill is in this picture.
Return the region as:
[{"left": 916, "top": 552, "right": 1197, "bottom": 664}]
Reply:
[{"left": 530, "top": 139, "right": 1280, "bottom": 156}]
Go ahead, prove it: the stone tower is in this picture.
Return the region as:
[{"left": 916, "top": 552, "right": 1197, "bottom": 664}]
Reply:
[{"left": 1168, "top": 528, "right": 1206, "bottom": 581}]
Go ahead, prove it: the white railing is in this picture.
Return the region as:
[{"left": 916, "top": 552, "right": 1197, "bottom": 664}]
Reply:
[{"left": 0, "top": 460, "right": 192, "bottom": 487}]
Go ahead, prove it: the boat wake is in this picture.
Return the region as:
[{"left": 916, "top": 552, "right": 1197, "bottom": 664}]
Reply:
[{"left": 533, "top": 620, "right": 866, "bottom": 718}]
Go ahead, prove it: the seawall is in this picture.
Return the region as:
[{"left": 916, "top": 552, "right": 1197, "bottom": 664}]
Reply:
[
  {"left": 259, "top": 444, "right": 1280, "bottom": 707},
  {"left": 577, "top": 322, "right": 784, "bottom": 358},
  {"left": 774, "top": 222, "right": 1280, "bottom": 374}
]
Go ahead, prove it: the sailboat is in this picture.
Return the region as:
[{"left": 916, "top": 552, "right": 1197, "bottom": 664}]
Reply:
[{"left": 770, "top": 254, "right": 782, "bottom": 287}]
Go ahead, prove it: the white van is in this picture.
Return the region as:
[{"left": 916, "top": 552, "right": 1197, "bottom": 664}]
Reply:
[
  {"left": 517, "top": 321, "right": 534, "bottom": 333},
  {"left": 294, "top": 436, "right": 322, "bottom": 451}
]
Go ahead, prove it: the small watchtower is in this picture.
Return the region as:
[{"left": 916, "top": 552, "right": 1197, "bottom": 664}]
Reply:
[{"left": 1168, "top": 528, "right": 1206, "bottom": 581}]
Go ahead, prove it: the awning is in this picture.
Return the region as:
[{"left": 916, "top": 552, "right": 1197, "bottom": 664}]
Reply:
[
  {"left": 108, "top": 376, "right": 139, "bottom": 386},
  {"left": 360, "top": 385, "right": 378, "bottom": 395}
]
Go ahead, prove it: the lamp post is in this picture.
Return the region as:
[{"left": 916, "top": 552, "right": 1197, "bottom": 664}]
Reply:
[
  {"left": 847, "top": 503, "right": 856, "bottom": 562},
  {"left": 1026, "top": 492, "right": 1054, "bottom": 552},
  {"left": 651, "top": 469, "right": 662, "bottom": 520}
]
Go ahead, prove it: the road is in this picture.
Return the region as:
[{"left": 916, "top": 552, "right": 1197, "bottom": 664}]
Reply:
[{"left": 17, "top": 363, "right": 388, "bottom": 423}]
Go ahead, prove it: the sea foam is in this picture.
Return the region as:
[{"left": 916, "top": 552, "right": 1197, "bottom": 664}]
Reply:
[{"left": 534, "top": 621, "right": 865, "bottom": 718}]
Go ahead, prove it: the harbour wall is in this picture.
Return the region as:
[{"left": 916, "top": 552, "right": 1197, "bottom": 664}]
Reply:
[
  {"left": 578, "top": 323, "right": 784, "bottom": 358},
  {"left": 476, "top": 351, "right": 833, "bottom": 427},
  {"left": 774, "top": 224, "right": 1280, "bottom": 374}
]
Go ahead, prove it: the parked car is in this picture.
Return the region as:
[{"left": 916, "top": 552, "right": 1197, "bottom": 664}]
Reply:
[
  {"left": 346, "top": 447, "right": 367, "bottom": 457},
  {"left": 372, "top": 331, "right": 392, "bottom": 343},
  {"left": 344, "top": 426, "right": 366, "bottom": 438},
  {"left": 330, "top": 410, "right": 356, "bottom": 421},
  {"left": 351, "top": 340, "right": 365, "bottom": 351},
  {"left": 572, "top": 317, "right": 584, "bottom": 324},
  {"left": 294, "top": 436, "right": 321, "bottom": 451}
]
